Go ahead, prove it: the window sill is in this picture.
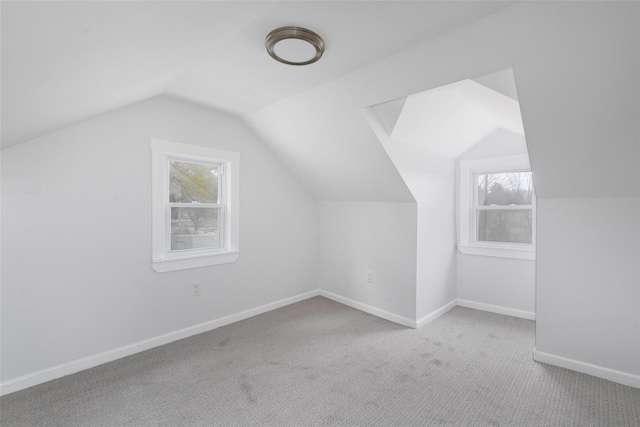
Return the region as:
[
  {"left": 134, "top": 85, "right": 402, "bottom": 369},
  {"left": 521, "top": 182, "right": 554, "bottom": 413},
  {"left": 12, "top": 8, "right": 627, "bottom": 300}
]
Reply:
[
  {"left": 152, "top": 251, "right": 240, "bottom": 273},
  {"left": 457, "top": 244, "right": 535, "bottom": 261}
]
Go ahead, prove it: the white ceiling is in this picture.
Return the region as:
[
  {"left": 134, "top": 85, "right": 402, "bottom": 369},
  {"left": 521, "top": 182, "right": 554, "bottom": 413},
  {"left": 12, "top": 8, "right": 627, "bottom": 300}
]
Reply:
[
  {"left": 1, "top": 1, "right": 518, "bottom": 149},
  {"left": 388, "top": 77, "right": 524, "bottom": 159}
]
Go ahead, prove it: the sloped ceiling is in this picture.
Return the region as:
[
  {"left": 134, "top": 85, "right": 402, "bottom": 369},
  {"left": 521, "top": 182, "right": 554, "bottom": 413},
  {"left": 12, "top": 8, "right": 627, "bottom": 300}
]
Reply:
[
  {"left": 1, "top": 0, "right": 516, "bottom": 150},
  {"left": 389, "top": 78, "right": 524, "bottom": 159},
  {"left": 0, "top": 1, "right": 277, "bottom": 148},
  {"left": 3, "top": 1, "right": 638, "bottom": 200},
  {"left": 243, "top": 76, "right": 524, "bottom": 201},
  {"left": 245, "top": 2, "right": 640, "bottom": 200}
]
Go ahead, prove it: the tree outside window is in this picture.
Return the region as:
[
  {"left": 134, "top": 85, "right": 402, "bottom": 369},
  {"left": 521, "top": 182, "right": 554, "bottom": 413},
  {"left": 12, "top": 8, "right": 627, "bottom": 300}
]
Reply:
[
  {"left": 169, "top": 159, "right": 223, "bottom": 251},
  {"left": 475, "top": 171, "right": 534, "bottom": 244}
]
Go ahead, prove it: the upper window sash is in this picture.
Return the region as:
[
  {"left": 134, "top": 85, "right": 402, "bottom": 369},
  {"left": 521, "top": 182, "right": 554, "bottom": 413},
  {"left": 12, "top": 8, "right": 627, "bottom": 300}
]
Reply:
[{"left": 472, "top": 169, "right": 534, "bottom": 205}]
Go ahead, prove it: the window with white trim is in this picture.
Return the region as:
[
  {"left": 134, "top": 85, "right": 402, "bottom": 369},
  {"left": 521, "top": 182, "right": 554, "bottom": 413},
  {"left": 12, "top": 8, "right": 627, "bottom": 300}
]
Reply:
[
  {"left": 458, "top": 155, "right": 536, "bottom": 260},
  {"left": 151, "top": 139, "right": 239, "bottom": 272}
]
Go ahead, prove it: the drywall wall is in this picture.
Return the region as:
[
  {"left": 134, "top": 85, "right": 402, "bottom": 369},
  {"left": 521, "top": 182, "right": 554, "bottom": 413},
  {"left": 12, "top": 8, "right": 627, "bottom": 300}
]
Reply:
[
  {"left": 415, "top": 198, "right": 457, "bottom": 323},
  {"left": 412, "top": 150, "right": 457, "bottom": 322},
  {"left": 318, "top": 201, "right": 417, "bottom": 324},
  {"left": 1, "top": 96, "right": 319, "bottom": 383},
  {"left": 365, "top": 110, "right": 457, "bottom": 322},
  {"left": 457, "top": 256, "right": 535, "bottom": 317},
  {"left": 535, "top": 197, "right": 640, "bottom": 380},
  {"left": 456, "top": 130, "right": 535, "bottom": 317}
]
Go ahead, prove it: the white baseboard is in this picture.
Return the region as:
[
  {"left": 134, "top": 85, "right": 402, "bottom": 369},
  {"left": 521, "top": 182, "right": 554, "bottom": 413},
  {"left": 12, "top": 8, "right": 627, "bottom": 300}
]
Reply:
[
  {"left": 457, "top": 299, "right": 535, "bottom": 320},
  {"left": 416, "top": 300, "right": 458, "bottom": 329},
  {"left": 533, "top": 350, "right": 640, "bottom": 389},
  {"left": 0, "top": 290, "right": 320, "bottom": 396},
  {"left": 6, "top": 290, "right": 635, "bottom": 396},
  {"left": 319, "top": 290, "right": 417, "bottom": 328}
]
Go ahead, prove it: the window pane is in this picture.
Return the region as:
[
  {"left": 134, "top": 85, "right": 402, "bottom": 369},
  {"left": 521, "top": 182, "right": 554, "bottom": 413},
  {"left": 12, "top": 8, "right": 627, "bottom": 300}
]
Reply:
[
  {"left": 477, "top": 209, "right": 532, "bottom": 244},
  {"left": 170, "top": 207, "right": 220, "bottom": 251},
  {"left": 169, "top": 160, "right": 219, "bottom": 203},
  {"left": 477, "top": 172, "right": 533, "bottom": 206}
]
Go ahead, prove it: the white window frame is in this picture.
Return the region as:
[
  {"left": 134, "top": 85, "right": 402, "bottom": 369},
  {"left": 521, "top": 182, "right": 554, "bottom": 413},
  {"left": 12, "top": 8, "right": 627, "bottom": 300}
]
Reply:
[
  {"left": 458, "top": 155, "right": 536, "bottom": 260},
  {"left": 151, "top": 139, "right": 239, "bottom": 272}
]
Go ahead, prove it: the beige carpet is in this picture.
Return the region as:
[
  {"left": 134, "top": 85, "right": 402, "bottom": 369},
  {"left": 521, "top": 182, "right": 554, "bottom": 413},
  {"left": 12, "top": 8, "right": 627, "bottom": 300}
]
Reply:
[{"left": 2, "top": 296, "right": 639, "bottom": 426}]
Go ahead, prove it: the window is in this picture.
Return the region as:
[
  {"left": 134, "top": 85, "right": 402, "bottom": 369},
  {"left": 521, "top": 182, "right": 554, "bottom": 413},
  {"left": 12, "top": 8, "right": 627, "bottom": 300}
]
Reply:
[
  {"left": 151, "top": 139, "right": 239, "bottom": 272},
  {"left": 169, "top": 158, "right": 224, "bottom": 253},
  {"left": 458, "top": 155, "right": 536, "bottom": 260}
]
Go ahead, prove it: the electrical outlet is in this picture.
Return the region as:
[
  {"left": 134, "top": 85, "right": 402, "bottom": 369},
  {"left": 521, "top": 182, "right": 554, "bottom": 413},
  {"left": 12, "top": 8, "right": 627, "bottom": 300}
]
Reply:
[
  {"left": 366, "top": 271, "right": 374, "bottom": 284},
  {"left": 191, "top": 281, "right": 201, "bottom": 297}
]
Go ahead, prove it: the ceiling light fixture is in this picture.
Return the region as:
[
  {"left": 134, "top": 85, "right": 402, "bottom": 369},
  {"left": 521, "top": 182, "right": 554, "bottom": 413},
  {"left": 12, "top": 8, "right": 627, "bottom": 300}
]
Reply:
[{"left": 265, "top": 26, "right": 325, "bottom": 66}]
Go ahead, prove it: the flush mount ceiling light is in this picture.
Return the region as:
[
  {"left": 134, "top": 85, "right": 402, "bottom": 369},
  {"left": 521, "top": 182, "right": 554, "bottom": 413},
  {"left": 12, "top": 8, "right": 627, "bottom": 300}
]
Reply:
[{"left": 265, "top": 26, "right": 325, "bottom": 66}]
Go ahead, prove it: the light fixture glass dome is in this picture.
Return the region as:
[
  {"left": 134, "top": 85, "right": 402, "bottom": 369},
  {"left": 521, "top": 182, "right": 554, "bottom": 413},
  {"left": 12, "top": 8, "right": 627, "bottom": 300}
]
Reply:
[{"left": 266, "top": 27, "right": 324, "bottom": 66}]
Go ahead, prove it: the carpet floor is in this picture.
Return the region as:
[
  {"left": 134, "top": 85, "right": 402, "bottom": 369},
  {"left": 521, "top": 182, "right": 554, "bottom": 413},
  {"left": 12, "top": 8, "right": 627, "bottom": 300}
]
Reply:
[{"left": 2, "top": 296, "right": 639, "bottom": 426}]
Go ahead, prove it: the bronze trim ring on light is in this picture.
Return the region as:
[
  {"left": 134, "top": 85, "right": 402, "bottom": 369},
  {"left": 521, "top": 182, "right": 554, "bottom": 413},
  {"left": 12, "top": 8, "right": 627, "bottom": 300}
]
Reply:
[{"left": 265, "top": 26, "right": 325, "bottom": 66}]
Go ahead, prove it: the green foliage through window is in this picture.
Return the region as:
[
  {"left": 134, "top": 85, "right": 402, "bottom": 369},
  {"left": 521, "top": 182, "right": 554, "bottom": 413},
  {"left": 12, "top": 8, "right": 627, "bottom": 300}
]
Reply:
[
  {"left": 169, "top": 160, "right": 219, "bottom": 203},
  {"left": 168, "top": 159, "right": 223, "bottom": 251}
]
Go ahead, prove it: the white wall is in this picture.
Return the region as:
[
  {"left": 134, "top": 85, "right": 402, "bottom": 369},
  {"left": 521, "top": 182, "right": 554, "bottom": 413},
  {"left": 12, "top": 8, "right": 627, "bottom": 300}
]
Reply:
[
  {"left": 415, "top": 167, "right": 457, "bottom": 322},
  {"left": 456, "top": 129, "right": 536, "bottom": 317},
  {"left": 457, "top": 256, "right": 535, "bottom": 316},
  {"left": 535, "top": 197, "right": 640, "bottom": 380},
  {"left": 318, "top": 201, "right": 417, "bottom": 324},
  {"left": 1, "top": 96, "right": 319, "bottom": 383},
  {"left": 363, "top": 110, "right": 457, "bottom": 323}
]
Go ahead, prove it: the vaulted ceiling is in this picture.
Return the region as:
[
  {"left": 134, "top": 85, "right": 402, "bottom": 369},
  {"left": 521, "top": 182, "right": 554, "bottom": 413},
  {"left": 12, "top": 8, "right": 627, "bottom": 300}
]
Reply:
[
  {"left": 1, "top": 1, "right": 517, "bottom": 148},
  {"left": 3, "top": 1, "right": 638, "bottom": 201}
]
